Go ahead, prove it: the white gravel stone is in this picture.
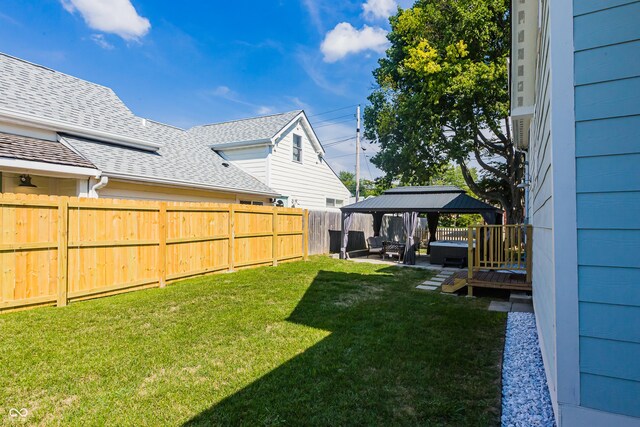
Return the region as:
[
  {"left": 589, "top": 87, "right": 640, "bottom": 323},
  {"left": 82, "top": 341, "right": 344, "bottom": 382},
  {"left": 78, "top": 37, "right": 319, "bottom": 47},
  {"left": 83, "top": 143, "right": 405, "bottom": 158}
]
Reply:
[{"left": 501, "top": 312, "right": 556, "bottom": 427}]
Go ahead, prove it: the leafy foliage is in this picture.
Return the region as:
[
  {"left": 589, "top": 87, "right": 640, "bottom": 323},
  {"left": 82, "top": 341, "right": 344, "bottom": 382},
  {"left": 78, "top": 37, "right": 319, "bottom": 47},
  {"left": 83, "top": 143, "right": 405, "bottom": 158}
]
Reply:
[
  {"left": 338, "top": 170, "right": 383, "bottom": 198},
  {"left": 364, "top": 0, "right": 525, "bottom": 223}
]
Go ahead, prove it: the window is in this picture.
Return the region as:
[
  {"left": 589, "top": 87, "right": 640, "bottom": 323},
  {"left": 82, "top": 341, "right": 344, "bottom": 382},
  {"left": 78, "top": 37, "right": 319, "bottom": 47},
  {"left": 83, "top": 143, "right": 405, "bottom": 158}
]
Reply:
[
  {"left": 240, "top": 200, "right": 264, "bottom": 206},
  {"left": 292, "top": 134, "right": 302, "bottom": 162},
  {"left": 326, "top": 198, "right": 344, "bottom": 208}
]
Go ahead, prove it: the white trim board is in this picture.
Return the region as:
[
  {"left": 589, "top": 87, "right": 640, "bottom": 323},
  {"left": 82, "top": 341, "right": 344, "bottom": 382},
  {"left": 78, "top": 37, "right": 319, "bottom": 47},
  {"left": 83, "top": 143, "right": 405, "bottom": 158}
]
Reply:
[{"left": 548, "top": 0, "right": 580, "bottom": 411}]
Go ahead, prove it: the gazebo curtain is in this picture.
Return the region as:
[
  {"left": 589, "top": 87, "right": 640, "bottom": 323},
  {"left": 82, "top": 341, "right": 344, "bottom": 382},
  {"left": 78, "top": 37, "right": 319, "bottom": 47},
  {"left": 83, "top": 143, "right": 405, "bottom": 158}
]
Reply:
[
  {"left": 402, "top": 212, "right": 419, "bottom": 265},
  {"left": 340, "top": 212, "right": 353, "bottom": 259},
  {"left": 372, "top": 212, "right": 384, "bottom": 237},
  {"left": 426, "top": 212, "right": 440, "bottom": 254}
]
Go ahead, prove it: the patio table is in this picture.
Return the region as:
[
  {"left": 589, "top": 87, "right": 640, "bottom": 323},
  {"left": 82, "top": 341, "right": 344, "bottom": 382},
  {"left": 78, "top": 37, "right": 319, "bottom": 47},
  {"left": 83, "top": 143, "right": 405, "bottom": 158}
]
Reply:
[{"left": 382, "top": 241, "right": 406, "bottom": 261}]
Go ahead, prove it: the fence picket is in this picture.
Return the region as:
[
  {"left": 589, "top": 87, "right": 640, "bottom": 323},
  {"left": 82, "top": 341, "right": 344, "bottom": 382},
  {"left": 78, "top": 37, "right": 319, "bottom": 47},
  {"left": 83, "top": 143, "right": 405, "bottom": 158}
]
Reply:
[{"left": 0, "top": 194, "right": 306, "bottom": 312}]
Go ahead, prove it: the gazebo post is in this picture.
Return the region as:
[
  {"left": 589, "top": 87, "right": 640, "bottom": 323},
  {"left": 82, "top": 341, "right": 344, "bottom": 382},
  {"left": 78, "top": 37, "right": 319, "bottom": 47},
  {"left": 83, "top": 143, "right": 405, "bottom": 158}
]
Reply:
[{"left": 340, "top": 211, "right": 346, "bottom": 259}]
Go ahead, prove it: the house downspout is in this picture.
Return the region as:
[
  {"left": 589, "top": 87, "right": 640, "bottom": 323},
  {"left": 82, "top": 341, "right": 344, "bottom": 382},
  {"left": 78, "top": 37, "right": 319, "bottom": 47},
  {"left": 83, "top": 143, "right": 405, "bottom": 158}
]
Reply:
[{"left": 89, "top": 176, "right": 108, "bottom": 198}]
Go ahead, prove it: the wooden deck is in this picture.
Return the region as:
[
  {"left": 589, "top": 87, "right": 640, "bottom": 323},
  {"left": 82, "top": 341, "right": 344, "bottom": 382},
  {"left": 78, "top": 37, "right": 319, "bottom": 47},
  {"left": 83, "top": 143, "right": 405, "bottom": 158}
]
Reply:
[{"left": 441, "top": 270, "right": 532, "bottom": 294}]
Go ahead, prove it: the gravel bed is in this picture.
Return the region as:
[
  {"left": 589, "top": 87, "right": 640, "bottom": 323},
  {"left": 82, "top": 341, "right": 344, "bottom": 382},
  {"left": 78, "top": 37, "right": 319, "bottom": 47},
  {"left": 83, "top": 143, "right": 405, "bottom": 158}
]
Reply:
[{"left": 501, "top": 312, "right": 556, "bottom": 427}]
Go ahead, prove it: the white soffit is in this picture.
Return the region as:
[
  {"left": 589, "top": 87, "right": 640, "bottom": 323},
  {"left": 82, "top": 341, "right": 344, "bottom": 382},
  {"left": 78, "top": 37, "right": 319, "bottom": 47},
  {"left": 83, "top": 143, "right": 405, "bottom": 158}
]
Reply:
[{"left": 511, "top": 0, "right": 538, "bottom": 149}]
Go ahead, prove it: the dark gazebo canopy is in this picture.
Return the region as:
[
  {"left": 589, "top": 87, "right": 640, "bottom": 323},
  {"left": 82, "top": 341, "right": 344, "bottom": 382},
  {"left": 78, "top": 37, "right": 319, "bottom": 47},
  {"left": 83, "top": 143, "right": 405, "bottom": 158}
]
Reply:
[
  {"left": 339, "top": 186, "right": 502, "bottom": 264},
  {"left": 340, "top": 185, "right": 501, "bottom": 214}
]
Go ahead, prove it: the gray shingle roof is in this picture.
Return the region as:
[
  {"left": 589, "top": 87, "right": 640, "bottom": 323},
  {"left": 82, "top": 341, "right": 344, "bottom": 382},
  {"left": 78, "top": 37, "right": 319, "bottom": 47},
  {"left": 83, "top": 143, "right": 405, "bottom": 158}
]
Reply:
[
  {"left": 61, "top": 120, "right": 278, "bottom": 196},
  {"left": 0, "top": 53, "right": 279, "bottom": 196},
  {"left": 189, "top": 110, "right": 302, "bottom": 147},
  {"left": 0, "top": 131, "right": 95, "bottom": 168},
  {"left": 0, "top": 53, "right": 153, "bottom": 144},
  {"left": 341, "top": 186, "right": 501, "bottom": 213}
]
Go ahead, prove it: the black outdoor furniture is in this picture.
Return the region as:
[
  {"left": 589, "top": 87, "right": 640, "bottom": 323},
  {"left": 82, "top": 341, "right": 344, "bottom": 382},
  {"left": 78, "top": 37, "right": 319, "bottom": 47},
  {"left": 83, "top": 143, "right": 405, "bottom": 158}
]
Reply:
[
  {"left": 382, "top": 241, "right": 405, "bottom": 261},
  {"left": 367, "top": 236, "right": 384, "bottom": 258}
]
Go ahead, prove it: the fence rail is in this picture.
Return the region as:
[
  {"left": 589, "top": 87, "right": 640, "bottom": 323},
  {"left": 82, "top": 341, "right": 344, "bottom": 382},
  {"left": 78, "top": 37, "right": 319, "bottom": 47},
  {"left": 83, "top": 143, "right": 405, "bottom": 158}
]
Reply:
[
  {"left": 467, "top": 224, "right": 532, "bottom": 282},
  {"left": 0, "top": 193, "right": 308, "bottom": 312}
]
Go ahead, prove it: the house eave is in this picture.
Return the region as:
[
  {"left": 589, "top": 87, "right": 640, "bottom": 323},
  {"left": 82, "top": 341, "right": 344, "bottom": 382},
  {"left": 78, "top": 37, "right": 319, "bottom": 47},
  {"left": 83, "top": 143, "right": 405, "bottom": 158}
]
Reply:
[
  {"left": 0, "top": 157, "right": 101, "bottom": 179},
  {"left": 209, "top": 138, "right": 273, "bottom": 151}
]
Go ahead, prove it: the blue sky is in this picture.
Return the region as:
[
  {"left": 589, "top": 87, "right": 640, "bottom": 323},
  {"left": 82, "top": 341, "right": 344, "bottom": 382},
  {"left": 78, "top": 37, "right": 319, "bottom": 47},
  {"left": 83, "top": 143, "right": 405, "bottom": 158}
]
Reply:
[{"left": 0, "top": 0, "right": 412, "bottom": 177}]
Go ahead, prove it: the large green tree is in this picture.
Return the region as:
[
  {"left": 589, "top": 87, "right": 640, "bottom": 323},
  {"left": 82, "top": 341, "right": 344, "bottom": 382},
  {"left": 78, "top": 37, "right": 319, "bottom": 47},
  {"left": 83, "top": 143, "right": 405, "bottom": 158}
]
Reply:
[
  {"left": 337, "top": 171, "right": 381, "bottom": 198},
  {"left": 364, "top": 0, "right": 524, "bottom": 223}
]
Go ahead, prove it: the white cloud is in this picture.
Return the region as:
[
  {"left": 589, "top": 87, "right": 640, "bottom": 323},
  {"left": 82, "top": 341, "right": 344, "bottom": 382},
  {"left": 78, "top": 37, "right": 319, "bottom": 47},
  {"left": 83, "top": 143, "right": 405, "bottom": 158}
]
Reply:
[
  {"left": 208, "top": 86, "right": 273, "bottom": 116},
  {"left": 61, "top": 0, "right": 150, "bottom": 40},
  {"left": 297, "top": 51, "right": 347, "bottom": 94},
  {"left": 362, "top": 0, "right": 397, "bottom": 20},
  {"left": 301, "top": 0, "right": 323, "bottom": 33},
  {"left": 256, "top": 106, "right": 274, "bottom": 115},
  {"left": 90, "top": 34, "right": 114, "bottom": 50},
  {"left": 320, "top": 22, "right": 388, "bottom": 62}
]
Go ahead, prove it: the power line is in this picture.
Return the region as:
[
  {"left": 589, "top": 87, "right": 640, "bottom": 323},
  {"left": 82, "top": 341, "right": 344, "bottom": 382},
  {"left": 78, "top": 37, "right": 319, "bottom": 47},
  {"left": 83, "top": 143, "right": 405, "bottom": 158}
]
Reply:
[
  {"left": 322, "top": 134, "right": 354, "bottom": 143},
  {"left": 323, "top": 136, "right": 355, "bottom": 147},
  {"left": 308, "top": 104, "right": 357, "bottom": 118},
  {"left": 311, "top": 113, "right": 354, "bottom": 125},
  {"left": 364, "top": 153, "right": 374, "bottom": 179},
  {"left": 314, "top": 117, "right": 355, "bottom": 128}
]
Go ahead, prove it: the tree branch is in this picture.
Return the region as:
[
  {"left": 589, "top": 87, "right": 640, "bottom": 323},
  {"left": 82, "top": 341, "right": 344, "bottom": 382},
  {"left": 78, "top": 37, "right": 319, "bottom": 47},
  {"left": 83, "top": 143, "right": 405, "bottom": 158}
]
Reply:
[
  {"left": 458, "top": 161, "right": 508, "bottom": 208},
  {"left": 473, "top": 148, "right": 510, "bottom": 181}
]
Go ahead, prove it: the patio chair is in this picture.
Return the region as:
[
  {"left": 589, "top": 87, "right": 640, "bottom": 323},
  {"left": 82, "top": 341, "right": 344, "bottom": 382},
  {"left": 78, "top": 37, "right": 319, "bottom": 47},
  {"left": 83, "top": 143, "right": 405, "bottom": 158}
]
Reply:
[{"left": 367, "top": 236, "right": 384, "bottom": 258}]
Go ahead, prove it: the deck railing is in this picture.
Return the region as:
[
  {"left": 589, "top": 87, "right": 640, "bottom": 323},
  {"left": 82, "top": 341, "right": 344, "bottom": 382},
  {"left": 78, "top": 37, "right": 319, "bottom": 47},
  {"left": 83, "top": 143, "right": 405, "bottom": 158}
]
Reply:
[{"left": 467, "top": 224, "right": 532, "bottom": 283}]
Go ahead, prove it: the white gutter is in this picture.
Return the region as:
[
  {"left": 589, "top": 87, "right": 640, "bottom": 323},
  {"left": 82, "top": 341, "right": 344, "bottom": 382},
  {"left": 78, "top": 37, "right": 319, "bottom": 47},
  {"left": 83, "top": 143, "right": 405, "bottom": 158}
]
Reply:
[
  {"left": 103, "top": 171, "right": 281, "bottom": 197},
  {"left": 0, "top": 107, "right": 161, "bottom": 152},
  {"left": 89, "top": 176, "right": 108, "bottom": 198},
  {"left": 0, "top": 157, "right": 101, "bottom": 178}
]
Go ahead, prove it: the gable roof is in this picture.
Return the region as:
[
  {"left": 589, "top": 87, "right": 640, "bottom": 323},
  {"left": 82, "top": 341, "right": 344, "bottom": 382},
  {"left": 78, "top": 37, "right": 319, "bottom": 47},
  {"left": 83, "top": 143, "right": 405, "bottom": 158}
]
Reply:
[
  {"left": 61, "top": 120, "right": 278, "bottom": 196},
  {"left": 0, "top": 53, "right": 279, "bottom": 197},
  {"left": 0, "top": 131, "right": 95, "bottom": 168},
  {"left": 341, "top": 186, "right": 501, "bottom": 213},
  {"left": 0, "top": 53, "right": 158, "bottom": 150},
  {"left": 189, "top": 110, "right": 302, "bottom": 148}
]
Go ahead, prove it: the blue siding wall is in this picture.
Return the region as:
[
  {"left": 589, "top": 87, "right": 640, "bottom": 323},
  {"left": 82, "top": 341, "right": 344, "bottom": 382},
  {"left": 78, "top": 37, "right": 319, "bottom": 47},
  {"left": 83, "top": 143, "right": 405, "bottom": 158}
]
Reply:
[{"left": 574, "top": 0, "right": 640, "bottom": 418}]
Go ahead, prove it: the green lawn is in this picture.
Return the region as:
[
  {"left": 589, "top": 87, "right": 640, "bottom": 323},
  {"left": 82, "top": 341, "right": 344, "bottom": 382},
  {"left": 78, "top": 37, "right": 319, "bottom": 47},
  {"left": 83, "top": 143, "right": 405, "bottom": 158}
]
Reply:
[{"left": 0, "top": 257, "right": 506, "bottom": 426}]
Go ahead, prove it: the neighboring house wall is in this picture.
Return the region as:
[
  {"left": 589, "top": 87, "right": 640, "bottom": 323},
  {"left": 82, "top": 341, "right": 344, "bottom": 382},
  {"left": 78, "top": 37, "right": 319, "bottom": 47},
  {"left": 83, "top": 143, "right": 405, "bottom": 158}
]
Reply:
[
  {"left": 529, "top": 0, "right": 558, "bottom": 408},
  {"left": 573, "top": 0, "right": 640, "bottom": 419},
  {"left": 97, "top": 180, "right": 271, "bottom": 204},
  {"left": 269, "top": 122, "right": 351, "bottom": 209},
  {"left": 1, "top": 172, "right": 79, "bottom": 196},
  {"left": 220, "top": 146, "right": 269, "bottom": 183}
]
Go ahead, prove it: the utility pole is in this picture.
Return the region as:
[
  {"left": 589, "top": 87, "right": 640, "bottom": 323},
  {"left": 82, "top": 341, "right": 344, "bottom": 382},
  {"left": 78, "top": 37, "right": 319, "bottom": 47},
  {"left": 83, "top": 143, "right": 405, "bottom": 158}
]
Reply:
[{"left": 355, "top": 104, "right": 361, "bottom": 202}]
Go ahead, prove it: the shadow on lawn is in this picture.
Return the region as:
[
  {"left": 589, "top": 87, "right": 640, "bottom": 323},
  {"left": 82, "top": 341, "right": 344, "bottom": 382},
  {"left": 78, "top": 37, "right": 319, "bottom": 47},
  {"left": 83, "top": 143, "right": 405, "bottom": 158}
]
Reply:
[{"left": 183, "top": 267, "right": 503, "bottom": 426}]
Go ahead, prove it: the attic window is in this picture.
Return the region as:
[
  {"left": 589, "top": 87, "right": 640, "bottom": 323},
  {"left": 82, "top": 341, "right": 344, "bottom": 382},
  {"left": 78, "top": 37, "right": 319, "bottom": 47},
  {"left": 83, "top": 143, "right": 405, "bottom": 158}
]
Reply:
[{"left": 292, "top": 134, "right": 302, "bottom": 163}]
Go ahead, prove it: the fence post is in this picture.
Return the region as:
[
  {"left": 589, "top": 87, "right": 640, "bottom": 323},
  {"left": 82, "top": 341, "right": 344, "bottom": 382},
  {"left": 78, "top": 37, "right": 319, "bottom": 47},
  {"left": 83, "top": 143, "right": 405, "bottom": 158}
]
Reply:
[
  {"left": 272, "top": 208, "right": 278, "bottom": 266},
  {"left": 303, "top": 209, "right": 309, "bottom": 260},
  {"left": 526, "top": 224, "right": 533, "bottom": 283},
  {"left": 57, "top": 197, "right": 69, "bottom": 307},
  {"left": 228, "top": 205, "right": 235, "bottom": 271},
  {"left": 158, "top": 202, "right": 167, "bottom": 288},
  {"left": 467, "top": 226, "right": 473, "bottom": 283}
]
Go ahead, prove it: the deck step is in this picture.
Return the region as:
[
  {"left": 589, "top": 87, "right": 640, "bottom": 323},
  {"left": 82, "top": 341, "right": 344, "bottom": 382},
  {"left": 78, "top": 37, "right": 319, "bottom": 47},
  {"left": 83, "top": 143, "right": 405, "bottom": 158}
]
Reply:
[{"left": 441, "top": 277, "right": 468, "bottom": 293}]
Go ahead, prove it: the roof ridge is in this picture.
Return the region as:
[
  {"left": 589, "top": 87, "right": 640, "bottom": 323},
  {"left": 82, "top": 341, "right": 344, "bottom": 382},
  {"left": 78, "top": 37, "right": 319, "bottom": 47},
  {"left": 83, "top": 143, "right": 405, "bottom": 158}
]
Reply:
[
  {"left": 0, "top": 52, "right": 115, "bottom": 93},
  {"left": 193, "top": 110, "right": 302, "bottom": 129},
  {"left": 142, "top": 117, "right": 186, "bottom": 131}
]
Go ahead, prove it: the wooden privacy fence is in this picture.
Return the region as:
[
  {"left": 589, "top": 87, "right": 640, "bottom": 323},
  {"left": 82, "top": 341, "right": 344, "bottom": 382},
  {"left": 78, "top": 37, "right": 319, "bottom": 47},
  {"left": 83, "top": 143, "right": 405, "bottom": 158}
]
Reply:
[
  {"left": 467, "top": 224, "right": 533, "bottom": 282},
  {"left": 0, "top": 193, "right": 308, "bottom": 312}
]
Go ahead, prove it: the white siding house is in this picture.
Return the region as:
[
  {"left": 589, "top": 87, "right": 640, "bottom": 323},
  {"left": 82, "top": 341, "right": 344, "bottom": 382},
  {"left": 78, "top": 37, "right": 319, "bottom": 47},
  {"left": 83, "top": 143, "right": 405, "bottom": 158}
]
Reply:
[{"left": 191, "top": 111, "right": 352, "bottom": 210}]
